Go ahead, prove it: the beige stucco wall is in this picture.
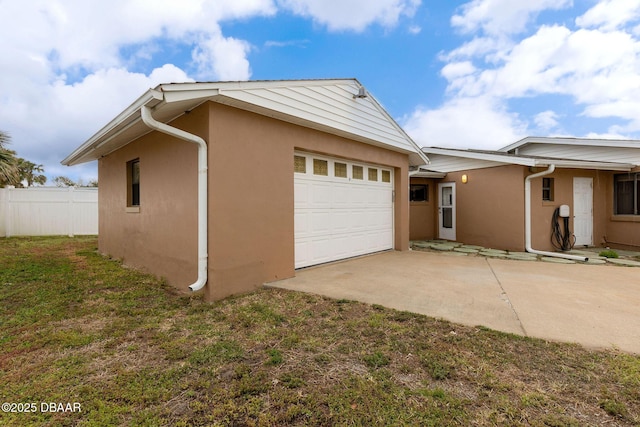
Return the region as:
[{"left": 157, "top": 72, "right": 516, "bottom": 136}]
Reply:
[
  {"left": 99, "top": 101, "right": 411, "bottom": 301},
  {"left": 98, "top": 105, "right": 204, "bottom": 287},
  {"left": 410, "top": 165, "right": 640, "bottom": 252},
  {"left": 206, "top": 102, "right": 410, "bottom": 301},
  {"left": 603, "top": 166, "right": 640, "bottom": 250},
  {"left": 528, "top": 168, "right": 609, "bottom": 251},
  {"left": 409, "top": 177, "right": 436, "bottom": 240},
  {"left": 446, "top": 165, "right": 526, "bottom": 251}
]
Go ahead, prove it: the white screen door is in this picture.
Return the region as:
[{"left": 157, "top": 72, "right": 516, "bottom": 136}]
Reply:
[
  {"left": 438, "top": 182, "right": 456, "bottom": 241},
  {"left": 573, "top": 177, "right": 593, "bottom": 246}
]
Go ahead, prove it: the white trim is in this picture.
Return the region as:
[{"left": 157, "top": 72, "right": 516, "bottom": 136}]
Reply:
[
  {"left": 437, "top": 182, "right": 456, "bottom": 241},
  {"left": 500, "top": 136, "right": 640, "bottom": 153},
  {"left": 62, "top": 79, "right": 429, "bottom": 167},
  {"left": 421, "top": 147, "right": 633, "bottom": 172},
  {"left": 140, "top": 105, "right": 208, "bottom": 293},
  {"left": 294, "top": 151, "right": 394, "bottom": 268}
]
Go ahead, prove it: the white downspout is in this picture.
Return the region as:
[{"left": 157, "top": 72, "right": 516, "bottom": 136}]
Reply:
[
  {"left": 141, "top": 105, "right": 208, "bottom": 291},
  {"left": 525, "top": 165, "right": 588, "bottom": 262}
]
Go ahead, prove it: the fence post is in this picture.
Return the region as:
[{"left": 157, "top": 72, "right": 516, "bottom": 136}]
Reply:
[
  {"left": 68, "top": 186, "right": 75, "bottom": 237},
  {"left": 4, "top": 186, "right": 15, "bottom": 237},
  {"left": 0, "top": 187, "right": 6, "bottom": 237}
]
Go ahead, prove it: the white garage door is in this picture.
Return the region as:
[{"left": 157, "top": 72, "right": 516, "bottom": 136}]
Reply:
[{"left": 294, "top": 152, "right": 394, "bottom": 268}]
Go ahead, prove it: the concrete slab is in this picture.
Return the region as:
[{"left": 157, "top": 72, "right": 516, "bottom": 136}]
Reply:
[
  {"left": 272, "top": 251, "right": 525, "bottom": 335},
  {"left": 269, "top": 251, "right": 640, "bottom": 354},
  {"left": 454, "top": 247, "right": 479, "bottom": 254},
  {"left": 487, "top": 259, "right": 640, "bottom": 354},
  {"left": 606, "top": 258, "right": 640, "bottom": 267},
  {"left": 541, "top": 256, "right": 575, "bottom": 264}
]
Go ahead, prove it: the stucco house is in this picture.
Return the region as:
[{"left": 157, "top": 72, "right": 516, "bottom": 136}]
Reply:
[
  {"left": 409, "top": 137, "right": 640, "bottom": 253},
  {"left": 62, "top": 79, "right": 430, "bottom": 301}
]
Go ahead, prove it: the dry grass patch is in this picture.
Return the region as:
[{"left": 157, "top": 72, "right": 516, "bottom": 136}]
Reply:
[{"left": 0, "top": 236, "right": 639, "bottom": 426}]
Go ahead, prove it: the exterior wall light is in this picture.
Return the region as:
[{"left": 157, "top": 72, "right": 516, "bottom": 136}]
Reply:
[{"left": 461, "top": 174, "right": 468, "bottom": 184}]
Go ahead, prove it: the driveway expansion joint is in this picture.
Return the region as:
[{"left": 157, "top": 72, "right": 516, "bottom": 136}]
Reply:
[{"left": 484, "top": 257, "right": 528, "bottom": 337}]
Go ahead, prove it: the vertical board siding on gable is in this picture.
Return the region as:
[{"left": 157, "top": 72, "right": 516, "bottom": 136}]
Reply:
[{"left": 219, "top": 84, "right": 412, "bottom": 151}]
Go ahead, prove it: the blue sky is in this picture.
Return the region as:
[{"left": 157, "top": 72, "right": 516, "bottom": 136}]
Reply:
[{"left": 1, "top": 0, "right": 640, "bottom": 184}]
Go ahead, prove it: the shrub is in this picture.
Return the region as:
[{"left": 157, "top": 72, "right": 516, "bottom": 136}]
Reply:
[{"left": 599, "top": 249, "right": 619, "bottom": 258}]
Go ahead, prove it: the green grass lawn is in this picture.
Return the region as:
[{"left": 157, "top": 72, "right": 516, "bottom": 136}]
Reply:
[{"left": 1, "top": 237, "right": 638, "bottom": 426}]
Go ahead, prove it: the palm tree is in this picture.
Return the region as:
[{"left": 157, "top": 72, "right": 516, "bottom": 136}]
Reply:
[
  {"left": 0, "top": 131, "right": 19, "bottom": 186},
  {"left": 16, "top": 158, "right": 46, "bottom": 187}
]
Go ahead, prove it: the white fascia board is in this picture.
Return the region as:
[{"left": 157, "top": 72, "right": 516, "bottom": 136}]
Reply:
[
  {"left": 158, "top": 78, "right": 359, "bottom": 94},
  {"left": 421, "top": 147, "right": 632, "bottom": 171},
  {"left": 500, "top": 136, "right": 640, "bottom": 153},
  {"left": 421, "top": 147, "right": 536, "bottom": 166},
  {"left": 160, "top": 88, "right": 220, "bottom": 104},
  {"left": 409, "top": 169, "right": 447, "bottom": 178},
  {"left": 366, "top": 91, "right": 430, "bottom": 165},
  {"left": 533, "top": 159, "right": 633, "bottom": 171},
  {"left": 61, "top": 89, "right": 163, "bottom": 166}
]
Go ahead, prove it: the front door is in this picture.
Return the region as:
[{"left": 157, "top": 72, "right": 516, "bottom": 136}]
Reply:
[
  {"left": 573, "top": 177, "right": 593, "bottom": 246},
  {"left": 438, "top": 182, "right": 456, "bottom": 241}
]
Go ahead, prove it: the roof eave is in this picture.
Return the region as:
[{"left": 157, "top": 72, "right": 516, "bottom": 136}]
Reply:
[
  {"left": 499, "top": 136, "right": 640, "bottom": 152},
  {"left": 62, "top": 79, "right": 430, "bottom": 167},
  {"left": 422, "top": 147, "right": 633, "bottom": 171},
  {"left": 533, "top": 159, "right": 633, "bottom": 171},
  {"left": 61, "top": 89, "right": 164, "bottom": 166}
]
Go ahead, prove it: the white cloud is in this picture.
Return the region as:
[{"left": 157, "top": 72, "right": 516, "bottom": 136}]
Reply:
[
  {"left": 1, "top": 65, "right": 192, "bottom": 178},
  {"left": 403, "top": 97, "right": 528, "bottom": 150},
  {"left": 534, "top": 110, "right": 560, "bottom": 132},
  {"left": 0, "top": 0, "right": 278, "bottom": 182},
  {"left": 412, "top": 0, "right": 640, "bottom": 150},
  {"left": 445, "top": 26, "right": 640, "bottom": 107},
  {"left": 576, "top": 0, "right": 640, "bottom": 31},
  {"left": 192, "top": 32, "right": 253, "bottom": 81},
  {"left": 451, "top": 0, "right": 572, "bottom": 35},
  {"left": 277, "top": 0, "right": 420, "bottom": 32}
]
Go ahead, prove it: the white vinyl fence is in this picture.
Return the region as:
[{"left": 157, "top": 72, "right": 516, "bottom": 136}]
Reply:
[{"left": 0, "top": 186, "right": 98, "bottom": 237}]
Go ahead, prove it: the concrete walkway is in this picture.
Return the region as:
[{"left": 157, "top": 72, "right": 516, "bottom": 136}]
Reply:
[{"left": 269, "top": 250, "right": 640, "bottom": 354}]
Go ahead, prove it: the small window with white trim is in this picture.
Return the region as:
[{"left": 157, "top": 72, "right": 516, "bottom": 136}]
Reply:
[
  {"left": 381, "top": 170, "right": 391, "bottom": 183},
  {"left": 542, "top": 178, "right": 554, "bottom": 201},
  {"left": 127, "top": 159, "right": 140, "bottom": 208},
  {"left": 335, "top": 162, "right": 347, "bottom": 178},
  {"left": 368, "top": 168, "right": 378, "bottom": 181}
]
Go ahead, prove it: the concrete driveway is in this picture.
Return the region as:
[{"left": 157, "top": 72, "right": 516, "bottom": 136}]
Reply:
[{"left": 269, "top": 250, "right": 640, "bottom": 354}]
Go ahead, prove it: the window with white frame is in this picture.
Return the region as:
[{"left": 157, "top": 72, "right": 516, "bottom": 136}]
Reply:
[
  {"left": 614, "top": 173, "right": 639, "bottom": 215},
  {"left": 127, "top": 159, "right": 140, "bottom": 207}
]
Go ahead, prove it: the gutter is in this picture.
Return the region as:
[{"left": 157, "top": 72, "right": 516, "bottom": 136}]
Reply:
[
  {"left": 524, "top": 165, "right": 588, "bottom": 262},
  {"left": 140, "top": 104, "right": 208, "bottom": 292}
]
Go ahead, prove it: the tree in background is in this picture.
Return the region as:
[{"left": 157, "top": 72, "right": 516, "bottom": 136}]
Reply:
[
  {"left": 53, "top": 176, "right": 98, "bottom": 187},
  {"left": 0, "top": 131, "right": 19, "bottom": 186},
  {"left": 1, "top": 130, "right": 95, "bottom": 188},
  {"left": 1, "top": 130, "right": 49, "bottom": 188},
  {"left": 15, "top": 158, "right": 47, "bottom": 187}
]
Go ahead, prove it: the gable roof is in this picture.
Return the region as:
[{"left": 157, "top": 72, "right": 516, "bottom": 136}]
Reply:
[
  {"left": 420, "top": 146, "right": 634, "bottom": 173},
  {"left": 62, "top": 79, "right": 429, "bottom": 167}
]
